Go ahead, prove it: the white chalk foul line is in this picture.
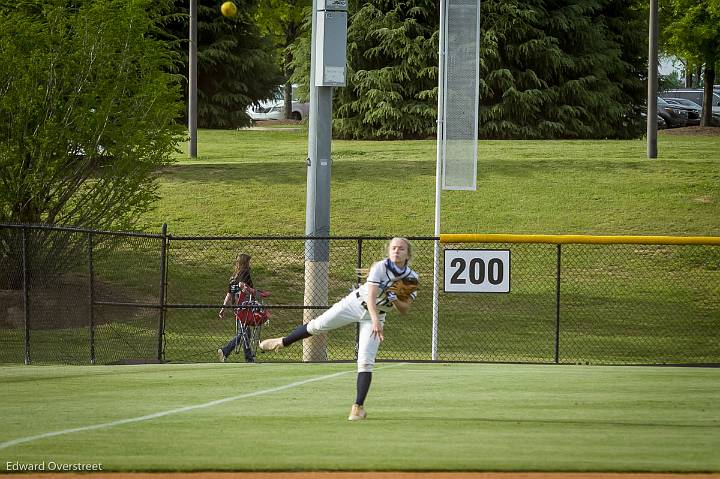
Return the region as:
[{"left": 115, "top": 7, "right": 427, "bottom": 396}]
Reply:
[
  {"left": 0, "top": 368, "right": 357, "bottom": 451},
  {"left": 0, "top": 363, "right": 407, "bottom": 451}
]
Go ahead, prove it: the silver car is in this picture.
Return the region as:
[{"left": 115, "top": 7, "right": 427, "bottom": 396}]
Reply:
[{"left": 246, "top": 85, "right": 309, "bottom": 122}]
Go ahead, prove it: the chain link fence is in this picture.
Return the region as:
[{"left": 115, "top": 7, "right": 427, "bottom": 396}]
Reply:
[{"left": 1, "top": 224, "right": 718, "bottom": 365}]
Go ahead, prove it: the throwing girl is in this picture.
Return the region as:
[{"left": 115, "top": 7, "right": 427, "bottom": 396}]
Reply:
[{"left": 259, "top": 237, "right": 419, "bottom": 421}]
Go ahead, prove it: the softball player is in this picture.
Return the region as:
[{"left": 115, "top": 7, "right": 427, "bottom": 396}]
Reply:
[{"left": 259, "top": 237, "right": 418, "bottom": 421}]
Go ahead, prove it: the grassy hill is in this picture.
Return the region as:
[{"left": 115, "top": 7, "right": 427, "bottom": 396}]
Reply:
[{"left": 140, "top": 127, "right": 720, "bottom": 238}]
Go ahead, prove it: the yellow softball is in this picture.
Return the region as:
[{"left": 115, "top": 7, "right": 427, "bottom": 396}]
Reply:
[{"left": 220, "top": 1, "right": 237, "bottom": 17}]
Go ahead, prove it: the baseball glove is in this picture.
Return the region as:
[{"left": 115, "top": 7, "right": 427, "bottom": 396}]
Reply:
[{"left": 387, "top": 277, "right": 419, "bottom": 302}]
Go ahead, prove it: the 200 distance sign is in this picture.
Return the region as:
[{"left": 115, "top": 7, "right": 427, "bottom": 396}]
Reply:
[{"left": 443, "top": 249, "right": 510, "bottom": 293}]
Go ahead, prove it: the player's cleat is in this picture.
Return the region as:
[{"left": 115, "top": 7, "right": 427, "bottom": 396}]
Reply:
[
  {"left": 348, "top": 404, "right": 366, "bottom": 421},
  {"left": 217, "top": 349, "right": 226, "bottom": 363},
  {"left": 259, "top": 337, "right": 284, "bottom": 352}
]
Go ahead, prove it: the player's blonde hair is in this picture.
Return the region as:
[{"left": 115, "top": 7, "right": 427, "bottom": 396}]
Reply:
[{"left": 355, "top": 238, "right": 412, "bottom": 280}]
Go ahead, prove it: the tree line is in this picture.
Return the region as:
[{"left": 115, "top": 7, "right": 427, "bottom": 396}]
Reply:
[
  {"left": 0, "top": 0, "right": 717, "bottom": 232},
  {"left": 176, "top": 0, "right": 718, "bottom": 138}
]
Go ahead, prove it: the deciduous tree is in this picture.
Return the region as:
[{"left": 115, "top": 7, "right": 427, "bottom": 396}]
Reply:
[
  {"left": 661, "top": 0, "right": 720, "bottom": 126},
  {"left": 0, "top": 0, "right": 184, "bottom": 229}
]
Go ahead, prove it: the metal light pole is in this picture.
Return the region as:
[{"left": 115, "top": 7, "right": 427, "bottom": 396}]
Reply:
[
  {"left": 302, "top": 0, "right": 348, "bottom": 361},
  {"left": 303, "top": 0, "right": 330, "bottom": 361},
  {"left": 647, "top": 0, "right": 658, "bottom": 159},
  {"left": 188, "top": 0, "right": 198, "bottom": 158}
]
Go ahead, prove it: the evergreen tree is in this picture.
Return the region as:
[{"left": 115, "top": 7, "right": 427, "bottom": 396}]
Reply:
[
  {"left": 480, "top": 0, "right": 646, "bottom": 139},
  {"left": 290, "top": 0, "right": 439, "bottom": 139},
  {"left": 334, "top": 0, "right": 439, "bottom": 139},
  {"left": 290, "top": 0, "right": 647, "bottom": 140},
  {"left": 167, "top": 0, "right": 283, "bottom": 128},
  {"left": 599, "top": 0, "right": 647, "bottom": 138}
]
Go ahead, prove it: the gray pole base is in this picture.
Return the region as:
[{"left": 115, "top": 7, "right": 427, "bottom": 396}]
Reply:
[{"left": 303, "top": 260, "right": 329, "bottom": 361}]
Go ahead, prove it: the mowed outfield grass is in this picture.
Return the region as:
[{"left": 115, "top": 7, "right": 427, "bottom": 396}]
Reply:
[
  {"left": 140, "top": 128, "right": 720, "bottom": 237},
  {"left": 1, "top": 362, "right": 719, "bottom": 472}
]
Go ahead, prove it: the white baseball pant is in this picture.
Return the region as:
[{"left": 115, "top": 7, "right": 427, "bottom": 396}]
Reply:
[{"left": 306, "top": 291, "right": 385, "bottom": 373}]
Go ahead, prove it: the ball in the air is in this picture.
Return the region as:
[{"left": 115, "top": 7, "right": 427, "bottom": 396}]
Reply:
[{"left": 220, "top": 1, "right": 237, "bottom": 17}]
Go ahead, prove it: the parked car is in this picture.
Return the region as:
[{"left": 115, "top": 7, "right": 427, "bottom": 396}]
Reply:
[
  {"left": 246, "top": 85, "right": 309, "bottom": 122},
  {"left": 660, "top": 88, "right": 720, "bottom": 116},
  {"left": 664, "top": 97, "right": 703, "bottom": 109},
  {"left": 662, "top": 91, "right": 720, "bottom": 125},
  {"left": 641, "top": 110, "right": 667, "bottom": 129},
  {"left": 663, "top": 98, "right": 701, "bottom": 126},
  {"left": 247, "top": 103, "right": 286, "bottom": 121},
  {"left": 656, "top": 97, "right": 689, "bottom": 128},
  {"left": 657, "top": 114, "right": 667, "bottom": 129}
]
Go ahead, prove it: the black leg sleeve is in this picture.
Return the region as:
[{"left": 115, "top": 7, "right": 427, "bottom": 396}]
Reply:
[
  {"left": 355, "top": 371, "right": 372, "bottom": 406},
  {"left": 282, "top": 323, "right": 312, "bottom": 347}
]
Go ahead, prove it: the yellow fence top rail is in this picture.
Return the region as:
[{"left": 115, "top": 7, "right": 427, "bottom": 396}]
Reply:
[{"left": 440, "top": 234, "right": 720, "bottom": 246}]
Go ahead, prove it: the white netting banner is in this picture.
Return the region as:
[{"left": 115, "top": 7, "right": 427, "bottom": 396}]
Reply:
[{"left": 441, "top": 0, "right": 479, "bottom": 191}]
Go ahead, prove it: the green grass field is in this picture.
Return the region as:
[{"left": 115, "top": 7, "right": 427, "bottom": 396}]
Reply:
[
  {"left": 1, "top": 362, "right": 719, "bottom": 472},
  {"left": 1, "top": 130, "right": 719, "bottom": 472},
  {"left": 2, "top": 129, "right": 718, "bottom": 366},
  {"left": 131, "top": 127, "right": 720, "bottom": 366},
  {"left": 140, "top": 128, "right": 720, "bottom": 237}
]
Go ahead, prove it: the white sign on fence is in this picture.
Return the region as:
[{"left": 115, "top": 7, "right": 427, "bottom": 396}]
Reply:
[{"left": 443, "top": 249, "right": 511, "bottom": 293}]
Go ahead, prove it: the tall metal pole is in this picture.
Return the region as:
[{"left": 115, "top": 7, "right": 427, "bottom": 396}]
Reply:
[
  {"left": 647, "top": 0, "right": 658, "bottom": 159},
  {"left": 157, "top": 223, "right": 168, "bottom": 362},
  {"left": 22, "top": 227, "right": 30, "bottom": 365},
  {"left": 554, "top": 244, "right": 561, "bottom": 364},
  {"left": 431, "top": 0, "right": 447, "bottom": 361},
  {"left": 303, "top": 0, "right": 334, "bottom": 361},
  {"left": 188, "top": 0, "right": 198, "bottom": 158},
  {"left": 88, "top": 232, "right": 96, "bottom": 365}
]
